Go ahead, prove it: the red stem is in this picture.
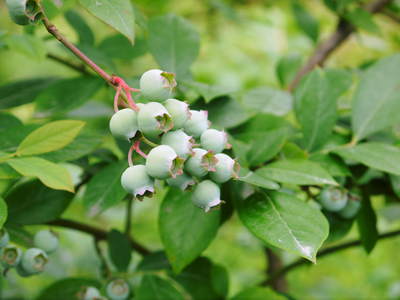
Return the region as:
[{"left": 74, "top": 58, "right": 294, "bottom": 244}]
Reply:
[
  {"left": 134, "top": 140, "right": 147, "bottom": 159},
  {"left": 128, "top": 144, "right": 135, "bottom": 167}
]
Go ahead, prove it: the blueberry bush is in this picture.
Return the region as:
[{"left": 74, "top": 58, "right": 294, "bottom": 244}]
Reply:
[{"left": 1, "top": 0, "right": 400, "bottom": 299}]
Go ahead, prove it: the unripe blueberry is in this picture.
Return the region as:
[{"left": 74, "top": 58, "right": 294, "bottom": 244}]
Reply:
[
  {"left": 121, "top": 165, "right": 154, "bottom": 199},
  {"left": 1, "top": 245, "right": 22, "bottom": 268},
  {"left": 183, "top": 110, "right": 210, "bottom": 137},
  {"left": 140, "top": 69, "right": 176, "bottom": 100},
  {"left": 20, "top": 248, "right": 48, "bottom": 275},
  {"left": 200, "top": 129, "right": 230, "bottom": 153},
  {"left": 106, "top": 278, "right": 130, "bottom": 300},
  {"left": 161, "top": 130, "right": 194, "bottom": 159},
  {"left": 138, "top": 102, "right": 173, "bottom": 140},
  {"left": 319, "top": 187, "right": 348, "bottom": 212},
  {"left": 109, "top": 108, "right": 138, "bottom": 140},
  {"left": 164, "top": 99, "right": 191, "bottom": 129},
  {"left": 0, "top": 229, "right": 9, "bottom": 248},
  {"left": 166, "top": 173, "right": 196, "bottom": 191},
  {"left": 34, "top": 230, "right": 58, "bottom": 254},
  {"left": 145, "top": 145, "right": 184, "bottom": 179},
  {"left": 339, "top": 193, "right": 361, "bottom": 219},
  {"left": 78, "top": 286, "right": 101, "bottom": 300},
  {"left": 192, "top": 180, "right": 222, "bottom": 212},
  {"left": 210, "top": 153, "right": 240, "bottom": 183},
  {"left": 185, "top": 148, "right": 218, "bottom": 178}
]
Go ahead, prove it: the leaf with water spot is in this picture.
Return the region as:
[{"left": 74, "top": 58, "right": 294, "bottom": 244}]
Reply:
[{"left": 236, "top": 191, "right": 329, "bottom": 262}]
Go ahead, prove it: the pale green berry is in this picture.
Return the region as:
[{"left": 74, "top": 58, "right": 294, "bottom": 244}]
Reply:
[
  {"left": 319, "top": 187, "right": 348, "bottom": 212},
  {"left": 1, "top": 245, "right": 22, "bottom": 268},
  {"left": 338, "top": 193, "right": 361, "bottom": 219},
  {"left": 183, "top": 110, "right": 210, "bottom": 137},
  {"left": 185, "top": 148, "right": 217, "bottom": 178},
  {"left": 79, "top": 286, "right": 101, "bottom": 300},
  {"left": 20, "top": 248, "right": 48, "bottom": 275},
  {"left": 166, "top": 173, "right": 196, "bottom": 190},
  {"left": 34, "top": 230, "right": 58, "bottom": 254},
  {"left": 210, "top": 153, "right": 240, "bottom": 183},
  {"left": 0, "top": 229, "right": 9, "bottom": 248},
  {"left": 16, "top": 262, "right": 31, "bottom": 277},
  {"left": 140, "top": 69, "right": 176, "bottom": 100},
  {"left": 6, "top": 0, "right": 40, "bottom": 25},
  {"left": 164, "top": 98, "right": 191, "bottom": 129},
  {"left": 145, "top": 145, "right": 184, "bottom": 179},
  {"left": 161, "top": 130, "right": 194, "bottom": 159},
  {"left": 138, "top": 102, "right": 173, "bottom": 140},
  {"left": 121, "top": 165, "right": 154, "bottom": 199},
  {"left": 109, "top": 108, "right": 139, "bottom": 141},
  {"left": 192, "top": 180, "right": 222, "bottom": 212},
  {"left": 200, "top": 129, "right": 229, "bottom": 153},
  {"left": 106, "top": 278, "right": 130, "bottom": 300}
]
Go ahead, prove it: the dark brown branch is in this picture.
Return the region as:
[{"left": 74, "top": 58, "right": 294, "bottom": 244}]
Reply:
[
  {"left": 47, "top": 218, "right": 150, "bottom": 256},
  {"left": 47, "top": 53, "right": 90, "bottom": 76},
  {"left": 265, "top": 248, "right": 287, "bottom": 292},
  {"left": 288, "top": 0, "right": 393, "bottom": 91},
  {"left": 263, "top": 228, "right": 400, "bottom": 286}
]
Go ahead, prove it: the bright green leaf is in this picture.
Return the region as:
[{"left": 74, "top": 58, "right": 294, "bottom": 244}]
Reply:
[
  {"left": 5, "top": 34, "right": 46, "bottom": 60},
  {"left": 7, "top": 157, "right": 74, "bottom": 192},
  {"left": 232, "top": 286, "right": 286, "bottom": 300},
  {"left": 345, "top": 8, "right": 379, "bottom": 34},
  {"left": 276, "top": 54, "right": 302, "bottom": 88},
  {"left": 238, "top": 170, "right": 280, "bottom": 190},
  {"left": 0, "top": 163, "right": 20, "bottom": 179},
  {"left": 242, "top": 87, "right": 292, "bottom": 116},
  {"left": 136, "top": 275, "right": 185, "bottom": 300},
  {"left": 159, "top": 188, "right": 220, "bottom": 273},
  {"left": 17, "top": 120, "right": 85, "bottom": 156},
  {"left": 292, "top": 2, "right": 319, "bottom": 42},
  {"left": 36, "top": 278, "right": 101, "bottom": 300},
  {"left": 0, "top": 197, "right": 8, "bottom": 228},
  {"left": 182, "top": 80, "right": 236, "bottom": 103},
  {"left": 236, "top": 191, "right": 329, "bottom": 262}
]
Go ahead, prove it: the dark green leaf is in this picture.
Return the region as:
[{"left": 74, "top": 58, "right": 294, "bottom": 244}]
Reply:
[
  {"left": 292, "top": 2, "right": 319, "bottom": 42},
  {"left": 137, "top": 251, "right": 170, "bottom": 271},
  {"left": 236, "top": 191, "right": 329, "bottom": 262},
  {"left": 65, "top": 10, "right": 95, "bottom": 45},
  {"left": 6, "top": 180, "right": 73, "bottom": 225},
  {"left": 345, "top": 8, "right": 379, "bottom": 34},
  {"left": 352, "top": 54, "right": 400, "bottom": 141},
  {"left": 107, "top": 229, "right": 131, "bottom": 271},
  {"left": 99, "top": 35, "right": 147, "bottom": 60},
  {"left": 36, "top": 278, "right": 101, "bottom": 300},
  {"left": 242, "top": 87, "right": 292, "bottom": 116},
  {"left": 0, "top": 78, "right": 56, "bottom": 109},
  {"left": 211, "top": 263, "right": 229, "bottom": 298},
  {"left": 79, "top": 0, "right": 135, "bottom": 42},
  {"left": 136, "top": 275, "right": 185, "bottom": 300},
  {"left": 159, "top": 188, "right": 220, "bottom": 273},
  {"left": 182, "top": 80, "right": 236, "bottom": 103},
  {"left": 357, "top": 193, "right": 378, "bottom": 253},
  {"left": 276, "top": 54, "right": 302, "bottom": 88},
  {"left": 148, "top": 14, "right": 200, "bottom": 78},
  {"left": 83, "top": 160, "right": 128, "bottom": 213},
  {"left": 310, "top": 153, "right": 351, "bottom": 177},
  {"left": 0, "top": 163, "right": 20, "bottom": 179},
  {"left": 207, "top": 97, "right": 251, "bottom": 129},
  {"left": 36, "top": 77, "right": 103, "bottom": 113},
  {"left": 0, "top": 197, "right": 7, "bottom": 228}
]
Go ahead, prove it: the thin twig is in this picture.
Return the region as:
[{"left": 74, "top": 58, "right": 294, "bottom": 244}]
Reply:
[
  {"left": 47, "top": 218, "right": 150, "bottom": 256},
  {"left": 288, "top": 0, "right": 393, "bottom": 91},
  {"left": 93, "top": 237, "right": 112, "bottom": 279},
  {"left": 263, "top": 228, "right": 400, "bottom": 286},
  {"left": 46, "top": 53, "right": 90, "bottom": 76},
  {"left": 265, "top": 248, "right": 287, "bottom": 292}
]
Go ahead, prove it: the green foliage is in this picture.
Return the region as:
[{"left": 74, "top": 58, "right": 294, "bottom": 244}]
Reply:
[{"left": 107, "top": 229, "right": 132, "bottom": 272}]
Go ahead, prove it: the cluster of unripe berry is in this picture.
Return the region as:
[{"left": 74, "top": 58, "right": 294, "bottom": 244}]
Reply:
[
  {"left": 318, "top": 187, "right": 361, "bottom": 219},
  {"left": 0, "top": 228, "right": 58, "bottom": 277},
  {"left": 78, "top": 279, "right": 130, "bottom": 300},
  {"left": 109, "top": 69, "right": 239, "bottom": 212}
]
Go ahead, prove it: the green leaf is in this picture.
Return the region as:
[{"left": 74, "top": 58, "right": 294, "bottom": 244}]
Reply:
[
  {"left": 148, "top": 14, "right": 200, "bottom": 78},
  {"left": 236, "top": 191, "right": 329, "bottom": 262},
  {"left": 238, "top": 170, "right": 280, "bottom": 190},
  {"left": 345, "top": 8, "right": 379, "bottom": 34},
  {"left": 242, "top": 87, "right": 292, "bottom": 116},
  {"left": 159, "top": 188, "right": 220, "bottom": 273},
  {"left": 357, "top": 194, "right": 378, "bottom": 253},
  {"left": 65, "top": 10, "right": 95, "bottom": 45},
  {"left": 292, "top": 2, "right": 319, "bottom": 42},
  {"left": 276, "top": 54, "right": 302, "bottom": 88},
  {"left": 0, "top": 163, "right": 20, "bottom": 179},
  {"left": 99, "top": 35, "right": 147, "bottom": 60},
  {"left": 6, "top": 180, "right": 73, "bottom": 225},
  {"left": 0, "top": 197, "right": 8, "bottom": 229},
  {"left": 352, "top": 54, "right": 400, "bottom": 141},
  {"left": 310, "top": 153, "right": 351, "bottom": 177},
  {"left": 17, "top": 120, "right": 85, "bottom": 156},
  {"left": 5, "top": 34, "right": 46, "bottom": 61},
  {"left": 35, "top": 77, "right": 103, "bottom": 113},
  {"left": 136, "top": 275, "right": 185, "bottom": 300},
  {"left": 334, "top": 143, "right": 400, "bottom": 175},
  {"left": 7, "top": 157, "right": 74, "bottom": 192},
  {"left": 171, "top": 257, "right": 229, "bottom": 300},
  {"left": 83, "top": 160, "right": 128, "bottom": 213},
  {"left": 79, "top": 0, "right": 135, "bottom": 43},
  {"left": 6, "top": 0, "right": 41, "bottom": 25},
  {"left": 182, "top": 80, "right": 236, "bottom": 103},
  {"left": 0, "top": 78, "right": 56, "bottom": 109},
  {"left": 295, "top": 69, "right": 339, "bottom": 152},
  {"left": 107, "top": 229, "right": 132, "bottom": 272},
  {"left": 137, "top": 251, "right": 170, "bottom": 271},
  {"left": 256, "top": 159, "right": 337, "bottom": 186},
  {"left": 36, "top": 278, "right": 101, "bottom": 300},
  {"left": 231, "top": 286, "right": 286, "bottom": 300},
  {"left": 207, "top": 97, "right": 251, "bottom": 129}
]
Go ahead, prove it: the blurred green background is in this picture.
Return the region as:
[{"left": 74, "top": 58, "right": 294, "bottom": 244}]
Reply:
[{"left": 1, "top": 0, "right": 400, "bottom": 299}]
